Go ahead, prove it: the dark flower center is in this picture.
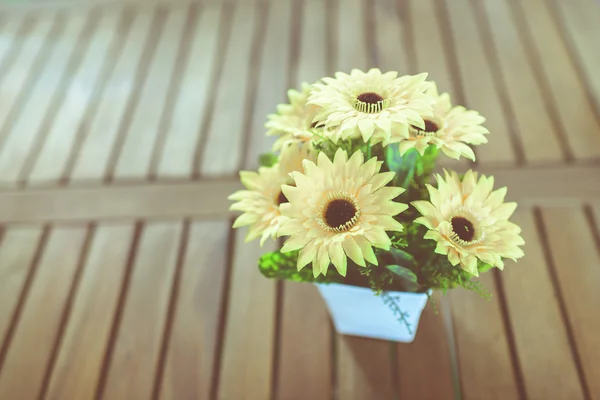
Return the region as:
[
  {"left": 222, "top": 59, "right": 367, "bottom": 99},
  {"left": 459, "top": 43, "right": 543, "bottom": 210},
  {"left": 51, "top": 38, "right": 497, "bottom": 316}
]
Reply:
[
  {"left": 277, "top": 190, "right": 288, "bottom": 205},
  {"left": 357, "top": 92, "right": 384, "bottom": 104},
  {"left": 311, "top": 121, "right": 325, "bottom": 129},
  {"left": 412, "top": 119, "right": 440, "bottom": 133},
  {"left": 451, "top": 217, "right": 475, "bottom": 242},
  {"left": 324, "top": 199, "right": 358, "bottom": 230}
]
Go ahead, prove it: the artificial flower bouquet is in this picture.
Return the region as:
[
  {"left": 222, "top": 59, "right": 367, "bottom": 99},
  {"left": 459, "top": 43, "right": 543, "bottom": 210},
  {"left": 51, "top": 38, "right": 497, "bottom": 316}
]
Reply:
[{"left": 229, "top": 69, "right": 525, "bottom": 342}]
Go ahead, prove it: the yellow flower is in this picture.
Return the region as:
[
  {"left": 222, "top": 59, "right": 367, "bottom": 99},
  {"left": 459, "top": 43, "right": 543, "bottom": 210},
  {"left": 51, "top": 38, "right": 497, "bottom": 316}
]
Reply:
[
  {"left": 308, "top": 69, "right": 433, "bottom": 145},
  {"left": 266, "top": 82, "right": 331, "bottom": 151},
  {"left": 412, "top": 170, "right": 524, "bottom": 276},
  {"left": 398, "top": 82, "right": 489, "bottom": 160},
  {"left": 278, "top": 149, "right": 408, "bottom": 277},
  {"left": 228, "top": 143, "right": 314, "bottom": 245}
]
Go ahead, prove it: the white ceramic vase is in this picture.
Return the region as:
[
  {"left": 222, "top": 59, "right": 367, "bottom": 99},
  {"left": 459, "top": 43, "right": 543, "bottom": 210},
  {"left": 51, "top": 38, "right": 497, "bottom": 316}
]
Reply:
[{"left": 315, "top": 283, "right": 430, "bottom": 343}]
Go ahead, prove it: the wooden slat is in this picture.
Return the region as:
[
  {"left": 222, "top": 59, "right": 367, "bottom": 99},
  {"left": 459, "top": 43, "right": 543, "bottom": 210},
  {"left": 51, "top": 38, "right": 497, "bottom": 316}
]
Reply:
[
  {"left": 396, "top": 300, "right": 456, "bottom": 399},
  {"left": 500, "top": 211, "right": 585, "bottom": 399},
  {"left": 0, "top": 17, "right": 27, "bottom": 80},
  {"left": 449, "top": 273, "right": 520, "bottom": 399},
  {"left": 550, "top": 0, "right": 600, "bottom": 112},
  {"left": 372, "top": 0, "right": 409, "bottom": 74},
  {"left": 216, "top": 228, "right": 277, "bottom": 400},
  {"left": 478, "top": 0, "right": 563, "bottom": 164},
  {"left": 0, "top": 227, "right": 43, "bottom": 348},
  {"left": 68, "top": 10, "right": 157, "bottom": 182},
  {"left": 198, "top": 3, "right": 259, "bottom": 177},
  {"left": 44, "top": 223, "right": 135, "bottom": 400},
  {"left": 158, "top": 221, "right": 229, "bottom": 400},
  {"left": 515, "top": 0, "right": 600, "bottom": 161},
  {"left": 244, "top": 0, "right": 291, "bottom": 169},
  {"left": 337, "top": 336, "right": 395, "bottom": 399},
  {"left": 334, "top": 0, "right": 368, "bottom": 72},
  {"left": 0, "top": 14, "right": 56, "bottom": 135},
  {"left": 26, "top": 11, "right": 123, "bottom": 185},
  {"left": 99, "top": 222, "right": 182, "bottom": 400},
  {"left": 277, "top": 283, "right": 332, "bottom": 400},
  {"left": 0, "top": 226, "right": 88, "bottom": 400},
  {"left": 0, "top": 164, "right": 599, "bottom": 224},
  {"left": 295, "top": 0, "right": 328, "bottom": 84},
  {"left": 444, "top": 0, "right": 516, "bottom": 165},
  {"left": 153, "top": 4, "right": 221, "bottom": 179},
  {"left": 111, "top": 7, "right": 190, "bottom": 181},
  {"left": 0, "top": 14, "right": 87, "bottom": 185},
  {"left": 541, "top": 207, "right": 600, "bottom": 398}
]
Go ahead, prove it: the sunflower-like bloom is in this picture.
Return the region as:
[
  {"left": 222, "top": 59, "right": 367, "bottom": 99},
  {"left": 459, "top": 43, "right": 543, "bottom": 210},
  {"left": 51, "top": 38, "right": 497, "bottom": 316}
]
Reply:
[
  {"left": 412, "top": 170, "right": 524, "bottom": 276},
  {"left": 278, "top": 149, "right": 408, "bottom": 277},
  {"left": 398, "top": 83, "right": 489, "bottom": 160},
  {"left": 308, "top": 69, "right": 433, "bottom": 145}
]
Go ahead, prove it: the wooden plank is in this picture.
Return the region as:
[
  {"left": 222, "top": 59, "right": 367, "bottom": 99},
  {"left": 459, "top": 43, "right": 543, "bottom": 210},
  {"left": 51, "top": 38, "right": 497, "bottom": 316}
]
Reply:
[
  {"left": 295, "top": 0, "right": 327, "bottom": 84},
  {"left": 0, "top": 164, "right": 599, "bottom": 224},
  {"left": 216, "top": 227, "right": 277, "bottom": 400},
  {"left": 372, "top": 0, "right": 409, "bottom": 74},
  {"left": 0, "top": 14, "right": 56, "bottom": 134},
  {"left": 158, "top": 221, "right": 229, "bottom": 400},
  {"left": 111, "top": 8, "right": 190, "bottom": 181},
  {"left": 396, "top": 300, "right": 456, "bottom": 399},
  {"left": 550, "top": 0, "right": 600, "bottom": 112},
  {"left": 68, "top": 10, "right": 157, "bottom": 182},
  {"left": 44, "top": 223, "right": 134, "bottom": 400},
  {"left": 444, "top": 0, "right": 516, "bottom": 165},
  {"left": 277, "top": 283, "right": 332, "bottom": 400},
  {"left": 515, "top": 0, "right": 600, "bottom": 161},
  {"left": 0, "top": 17, "right": 26, "bottom": 77},
  {"left": 100, "top": 222, "right": 182, "bottom": 400},
  {"left": 500, "top": 211, "right": 585, "bottom": 399},
  {"left": 0, "top": 227, "right": 43, "bottom": 348},
  {"left": 334, "top": 0, "right": 368, "bottom": 72},
  {"left": 479, "top": 0, "right": 563, "bottom": 164},
  {"left": 0, "top": 226, "right": 88, "bottom": 400},
  {"left": 0, "top": 14, "right": 87, "bottom": 185},
  {"left": 244, "top": 0, "right": 292, "bottom": 169},
  {"left": 449, "top": 273, "right": 520, "bottom": 400},
  {"left": 153, "top": 4, "right": 221, "bottom": 179},
  {"left": 541, "top": 207, "right": 600, "bottom": 398},
  {"left": 337, "top": 336, "right": 395, "bottom": 399},
  {"left": 26, "top": 11, "right": 122, "bottom": 185},
  {"left": 198, "top": 3, "right": 258, "bottom": 177}
]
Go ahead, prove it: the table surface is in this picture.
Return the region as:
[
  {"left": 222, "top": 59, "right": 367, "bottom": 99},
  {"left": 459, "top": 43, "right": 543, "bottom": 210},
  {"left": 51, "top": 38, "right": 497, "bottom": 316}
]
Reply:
[{"left": 0, "top": 0, "right": 599, "bottom": 399}]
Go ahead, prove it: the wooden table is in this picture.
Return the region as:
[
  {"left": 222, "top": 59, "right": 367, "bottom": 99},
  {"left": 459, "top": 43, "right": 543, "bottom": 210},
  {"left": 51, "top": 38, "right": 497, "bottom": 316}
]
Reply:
[{"left": 0, "top": 0, "right": 599, "bottom": 399}]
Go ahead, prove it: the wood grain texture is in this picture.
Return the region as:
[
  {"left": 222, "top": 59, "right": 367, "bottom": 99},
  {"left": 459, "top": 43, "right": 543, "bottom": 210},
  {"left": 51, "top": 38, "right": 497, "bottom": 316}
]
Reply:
[
  {"left": 159, "top": 221, "right": 230, "bottom": 400},
  {"left": 216, "top": 227, "right": 277, "bottom": 400},
  {"left": 45, "top": 224, "right": 135, "bottom": 400},
  {"left": 396, "top": 301, "right": 456, "bottom": 400},
  {"left": 334, "top": 0, "right": 369, "bottom": 72},
  {"left": 26, "top": 10, "right": 123, "bottom": 184},
  {"left": 449, "top": 273, "right": 520, "bottom": 400},
  {"left": 479, "top": 0, "right": 563, "bottom": 164},
  {"left": 336, "top": 336, "right": 395, "bottom": 400},
  {"left": 111, "top": 8, "right": 190, "bottom": 181},
  {"left": 541, "top": 207, "right": 600, "bottom": 398},
  {"left": 99, "top": 222, "right": 182, "bottom": 400},
  {"left": 0, "top": 14, "right": 86, "bottom": 185},
  {"left": 444, "top": 0, "right": 516, "bottom": 165},
  {"left": 0, "top": 226, "right": 88, "bottom": 400},
  {"left": 277, "top": 283, "right": 332, "bottom": 400},
  {"left": 154, "top": 4, "right": 221, "bottom": 179},
  {"left": 500, "top": 211, "right": 585, "bottom": 400},
  {"left": 0, "top": 227, "right": 43, "bottom": 348},
  {"left": 514, "top": 0, "right": 600, "bottom": 161},
  {"left": 372, "top": 0, "right": 409, "bottom": 74},
  {"left": 295, "top": 0, "right": 328, "bottom": 85}
]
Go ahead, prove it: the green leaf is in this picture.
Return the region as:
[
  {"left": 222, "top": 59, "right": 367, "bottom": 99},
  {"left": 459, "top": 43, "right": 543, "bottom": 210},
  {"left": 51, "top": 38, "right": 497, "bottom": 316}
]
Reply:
[
  {"left": 478, "top": 262, "right": 494, "bottom": 274},
  {"left": 387, "top": 248, "right": 418, "bottom": 269},
  {"left": 385, "top": 146, "right": 416, "bottom": 189},
  {"left": 258, "top": 250, "right": 343, "bottom": 284},
  {"left": 258, "top": 153, "right": 278, "bottom": 168},
  {"left": 385, "top": 265, "right": 421, "bottom": 292}
]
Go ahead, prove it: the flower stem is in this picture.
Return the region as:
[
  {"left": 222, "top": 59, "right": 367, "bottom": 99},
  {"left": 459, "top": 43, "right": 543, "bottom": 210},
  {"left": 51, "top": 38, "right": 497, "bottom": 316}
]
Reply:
[{"left": 367, "top": 139, "right": 372, "bottom": 160}]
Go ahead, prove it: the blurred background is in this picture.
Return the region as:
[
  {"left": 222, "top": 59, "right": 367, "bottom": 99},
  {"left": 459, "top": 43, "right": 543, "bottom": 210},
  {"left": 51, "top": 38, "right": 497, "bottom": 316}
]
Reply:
[{"left": 0, "top": 0, "right": 598, "bottom": 399}]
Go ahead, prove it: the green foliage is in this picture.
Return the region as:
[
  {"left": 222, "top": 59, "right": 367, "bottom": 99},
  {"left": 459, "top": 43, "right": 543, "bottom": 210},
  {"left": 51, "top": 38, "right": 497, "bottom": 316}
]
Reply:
[
  {"left": 258, "top": 153, "right": 278, "bottom": 168},
  {"left": 258, "top": 250, "right": 344, "bottom": 284},
  {"left": 386, "top": 146, "right": 417, "bottom": 189},
  {"left": 385, "top": 265, "right": 420, "bottom": 292}
]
